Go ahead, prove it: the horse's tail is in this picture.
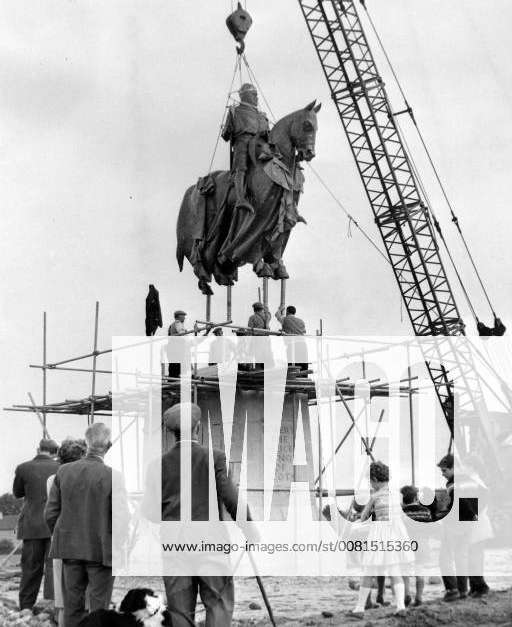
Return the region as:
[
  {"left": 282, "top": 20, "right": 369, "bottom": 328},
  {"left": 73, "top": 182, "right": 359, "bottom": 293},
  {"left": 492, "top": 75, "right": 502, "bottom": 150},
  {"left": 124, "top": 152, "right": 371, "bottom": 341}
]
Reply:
[
  {"left": 176, "top": 174, "right": 224, "bottom": 275},
  {"left": 176, "top": 243, "right": 184, "bottom": 272},
  {"left": 176, "top": 225, "right": 186, "bottom": 272}
]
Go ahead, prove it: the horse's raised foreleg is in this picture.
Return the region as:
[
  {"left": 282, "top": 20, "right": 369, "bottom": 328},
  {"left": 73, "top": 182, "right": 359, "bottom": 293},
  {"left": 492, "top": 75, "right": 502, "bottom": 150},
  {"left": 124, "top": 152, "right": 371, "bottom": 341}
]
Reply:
[
  {"left": 189, "top": 238, "right": 215, "bottom": 294},
  {"left": 262, "top": 229, "right": 291, "bottom": 280}
]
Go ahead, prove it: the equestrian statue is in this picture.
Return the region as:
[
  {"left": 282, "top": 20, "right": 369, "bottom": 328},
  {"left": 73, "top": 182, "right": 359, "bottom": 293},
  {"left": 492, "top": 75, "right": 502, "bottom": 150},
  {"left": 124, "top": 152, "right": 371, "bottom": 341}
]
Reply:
[{"left": 176, "top": 83, "right": 321, "bottom": 295}]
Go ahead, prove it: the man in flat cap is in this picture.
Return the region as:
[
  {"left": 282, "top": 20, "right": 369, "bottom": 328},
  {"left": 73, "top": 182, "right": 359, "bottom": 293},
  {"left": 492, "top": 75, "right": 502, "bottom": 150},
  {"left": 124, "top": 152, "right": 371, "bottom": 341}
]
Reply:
[
  {"left": 168, "top": 310, "right": 187, "bottom": 336},
  {"left": 13, "top": 438, "right": 60, "bottom": 611},
  {"left": 142, "top": 402, "right": 248, "bottom": 626},
  {"left": 247, "top": 302, "right": 271, "bottom": 331},
  {"left": 167, "top": 311, "right": 187, "bottom": 378},
  {"left": 222, "top": 83, "right": 270, "bottom": 213}
]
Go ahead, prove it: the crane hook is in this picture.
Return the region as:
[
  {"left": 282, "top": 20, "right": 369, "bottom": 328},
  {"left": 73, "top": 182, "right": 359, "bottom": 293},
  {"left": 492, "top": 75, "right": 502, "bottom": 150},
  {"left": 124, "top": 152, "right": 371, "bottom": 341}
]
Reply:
[{"left": 226, "top": 2, "right": 253, "bottom": 55}]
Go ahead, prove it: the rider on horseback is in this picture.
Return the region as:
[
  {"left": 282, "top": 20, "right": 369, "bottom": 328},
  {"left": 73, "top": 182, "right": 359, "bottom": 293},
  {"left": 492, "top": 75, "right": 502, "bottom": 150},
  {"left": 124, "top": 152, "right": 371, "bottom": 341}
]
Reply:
[{"left": 222, "top": 83, "right": 270, "bottom": 214}]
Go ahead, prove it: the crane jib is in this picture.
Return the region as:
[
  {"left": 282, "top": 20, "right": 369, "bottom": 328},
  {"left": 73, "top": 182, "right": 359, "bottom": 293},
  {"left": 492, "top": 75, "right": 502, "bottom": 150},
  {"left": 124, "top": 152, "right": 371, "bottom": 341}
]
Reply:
[{"left": 298, "top": 0, "right": 499, "bottom": 466}]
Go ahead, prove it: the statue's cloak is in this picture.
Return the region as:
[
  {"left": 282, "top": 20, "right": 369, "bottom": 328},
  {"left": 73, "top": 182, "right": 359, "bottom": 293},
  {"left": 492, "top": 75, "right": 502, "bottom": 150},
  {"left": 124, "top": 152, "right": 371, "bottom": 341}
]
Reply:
[{"left": 183, "top": 157, "right": 304, "bottom": 286}]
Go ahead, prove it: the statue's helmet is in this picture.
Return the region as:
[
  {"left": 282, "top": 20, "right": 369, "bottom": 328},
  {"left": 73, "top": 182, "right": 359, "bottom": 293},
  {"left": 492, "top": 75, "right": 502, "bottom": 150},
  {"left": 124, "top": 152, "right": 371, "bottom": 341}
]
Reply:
[
  {"left": 239, "top": 83, "right": 258, "bottom": 103},
  {"left": 239, "top": 83, "right": 257, "bottom": 96}
]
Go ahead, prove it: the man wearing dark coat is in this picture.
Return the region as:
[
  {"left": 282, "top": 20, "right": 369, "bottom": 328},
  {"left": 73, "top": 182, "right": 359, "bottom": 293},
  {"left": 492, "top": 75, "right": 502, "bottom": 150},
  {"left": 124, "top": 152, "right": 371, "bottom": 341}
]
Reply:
[
  {"left": 222, "top": 83, "right": 270, "bottom": 213},
  {"left": 275, "top": 305, "right": 306, "bottom": 335},
  {"left": 141, "top": 403, "right": 251, "bottom": 627},
  {"left": 437, "top": 454, "right": 490, "bottom": 602},
  {"left": 45, "top": 423, "right": 129, "bottom": 627},
  {"left": 13, "top": 438, "right": 59, "bottom": 610},
  {"left": 275, "top": 305, "right": 308, "bottom": 371}
]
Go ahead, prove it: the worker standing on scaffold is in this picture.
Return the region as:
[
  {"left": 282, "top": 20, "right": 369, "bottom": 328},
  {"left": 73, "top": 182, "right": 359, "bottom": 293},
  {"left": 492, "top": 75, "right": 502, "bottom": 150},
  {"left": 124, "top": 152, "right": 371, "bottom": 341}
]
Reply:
[{"left": 248, "top": 301, "right": 271, "bottom": 330}]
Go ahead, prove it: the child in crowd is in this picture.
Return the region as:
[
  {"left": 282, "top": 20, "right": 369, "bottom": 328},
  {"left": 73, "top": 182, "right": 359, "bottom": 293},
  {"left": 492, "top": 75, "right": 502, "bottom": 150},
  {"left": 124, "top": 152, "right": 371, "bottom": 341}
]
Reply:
[
  {"left": 349, "top": 461, "right": 413, "bottom": 619},
  {"left": 400, "top": 485, "right": 432, "bottom": 606}
]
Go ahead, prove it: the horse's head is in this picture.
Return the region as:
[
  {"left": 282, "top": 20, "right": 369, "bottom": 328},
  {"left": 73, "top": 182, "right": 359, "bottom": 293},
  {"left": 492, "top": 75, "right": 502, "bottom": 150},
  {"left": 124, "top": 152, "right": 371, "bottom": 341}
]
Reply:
[{"left": 290, "top": 100, "right": 321, "bottom": 162}]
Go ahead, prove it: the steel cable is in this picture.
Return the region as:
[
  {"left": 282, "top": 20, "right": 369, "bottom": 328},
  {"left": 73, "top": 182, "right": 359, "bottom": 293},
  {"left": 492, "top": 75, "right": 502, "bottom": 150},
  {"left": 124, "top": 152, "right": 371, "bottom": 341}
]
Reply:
[
  {"left": 207, "top": 56, "right": 240, "bottom": 173},
  {"left": 360, "top": 0, "right": 497, "bottom": 317},
  {"left": 242, "top": 53, "right": 391, "bottom": 265}
]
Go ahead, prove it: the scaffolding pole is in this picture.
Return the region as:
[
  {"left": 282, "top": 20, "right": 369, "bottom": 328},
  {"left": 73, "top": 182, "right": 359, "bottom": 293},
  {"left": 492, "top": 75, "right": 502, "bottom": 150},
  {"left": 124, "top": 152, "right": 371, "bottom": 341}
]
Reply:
[
  {"left": 226, "top": 286, "right": 232, "bottom": 321},
  {"left": 316, "top": 331, "right": 323, "bottom": 520},
  {"left": 43, "top": 312, "right": 47, "bottom": 435},
  {"left": 280, "top": 278, "right": 286, "bottom": 310},
  {"left": 206, "top": 294, "right": 212, "bottom": 323},
  {"left": 408, "top": 364, "right": 416, "bottom": 485},
  {"left": 28, "top": 392, "right": 50, "bottom": 439},
  {"left": 262, "top": 278, "right": 269, "bottom": 328},
  {"left": 90, "top": 301, "right": 99, "bottom": 424}
]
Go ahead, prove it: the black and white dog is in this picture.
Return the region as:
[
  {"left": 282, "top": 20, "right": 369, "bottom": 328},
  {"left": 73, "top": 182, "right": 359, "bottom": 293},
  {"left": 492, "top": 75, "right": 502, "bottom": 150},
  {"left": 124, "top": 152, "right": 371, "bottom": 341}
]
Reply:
[{"left": 79, "top": 588, "right": 172, "bottom": 626}]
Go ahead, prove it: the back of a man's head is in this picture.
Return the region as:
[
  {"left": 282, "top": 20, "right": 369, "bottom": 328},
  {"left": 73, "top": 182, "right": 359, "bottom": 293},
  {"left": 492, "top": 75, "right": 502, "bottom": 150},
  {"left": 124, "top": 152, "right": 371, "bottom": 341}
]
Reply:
[
  {"left": 286, "top": 305, "right": 296, "bottom": 315},
  {"left": 164, "top": 403, "right": 202, "bottom": 440},
  {"left": 38, "top": 439, "right": 59, "bottom": 456},
  {"left": 437, "top": 453, "right": 454, "bottom": 470},
  {"left": 400, "top": 485, "right": 418, "bottom": 505},
  {"left": 85, "top": 423, "right": 112, "bottom": 456}
]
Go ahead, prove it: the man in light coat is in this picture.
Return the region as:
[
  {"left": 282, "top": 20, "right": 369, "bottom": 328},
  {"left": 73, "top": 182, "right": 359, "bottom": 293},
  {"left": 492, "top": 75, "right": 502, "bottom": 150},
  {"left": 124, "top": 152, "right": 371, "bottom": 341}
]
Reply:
[{"left": 45, "top": 423, "right": 128, "bottom": 627}]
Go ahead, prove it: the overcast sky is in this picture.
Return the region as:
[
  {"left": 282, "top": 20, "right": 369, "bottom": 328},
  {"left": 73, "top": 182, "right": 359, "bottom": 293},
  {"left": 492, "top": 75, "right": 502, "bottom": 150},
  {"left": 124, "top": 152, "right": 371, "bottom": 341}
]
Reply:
[{"left": 2, "top": 0, "right": 512, "bottom": 492}]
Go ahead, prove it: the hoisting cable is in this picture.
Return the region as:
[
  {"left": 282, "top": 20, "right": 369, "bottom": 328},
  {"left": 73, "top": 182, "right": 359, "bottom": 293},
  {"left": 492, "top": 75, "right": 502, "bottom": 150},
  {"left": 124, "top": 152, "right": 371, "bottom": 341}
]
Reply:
[
  {"left": 241, "top": 53, "right": 276, "bottom": 121},
  {"left": 207, "top": 55, "right": 240, "bottom": 173},
  {"left": 242, "top": 53, "right": 392, "bottom": 266},
  {"left": 359, "top": 0, "right": 501, "bottom": 326},
  {"left": 306, "top": 163, "right": 392, "bottom": 266},
  {"left": 394, "top": 117, "right": 479, "bottom": 325},
  {"left": 358, "top": 0, "right": 480, "bottom": 325},
  {"left": 237, "top": 51, "right": 243, "bottom": 87}
]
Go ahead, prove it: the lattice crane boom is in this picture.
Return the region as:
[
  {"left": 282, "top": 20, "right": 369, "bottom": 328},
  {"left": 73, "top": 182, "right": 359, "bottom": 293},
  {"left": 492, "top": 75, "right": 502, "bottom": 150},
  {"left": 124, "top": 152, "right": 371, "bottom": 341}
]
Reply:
[{"left": 298, "top": 0, "right": 471, "bottom": 431}]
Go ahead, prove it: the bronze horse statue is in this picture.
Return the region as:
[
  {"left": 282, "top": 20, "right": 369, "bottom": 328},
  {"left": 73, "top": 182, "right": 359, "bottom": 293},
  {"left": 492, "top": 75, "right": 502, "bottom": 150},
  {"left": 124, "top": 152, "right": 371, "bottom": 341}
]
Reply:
[{"left": 176, "top": 100, "right": 321, "bottom": 295}]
